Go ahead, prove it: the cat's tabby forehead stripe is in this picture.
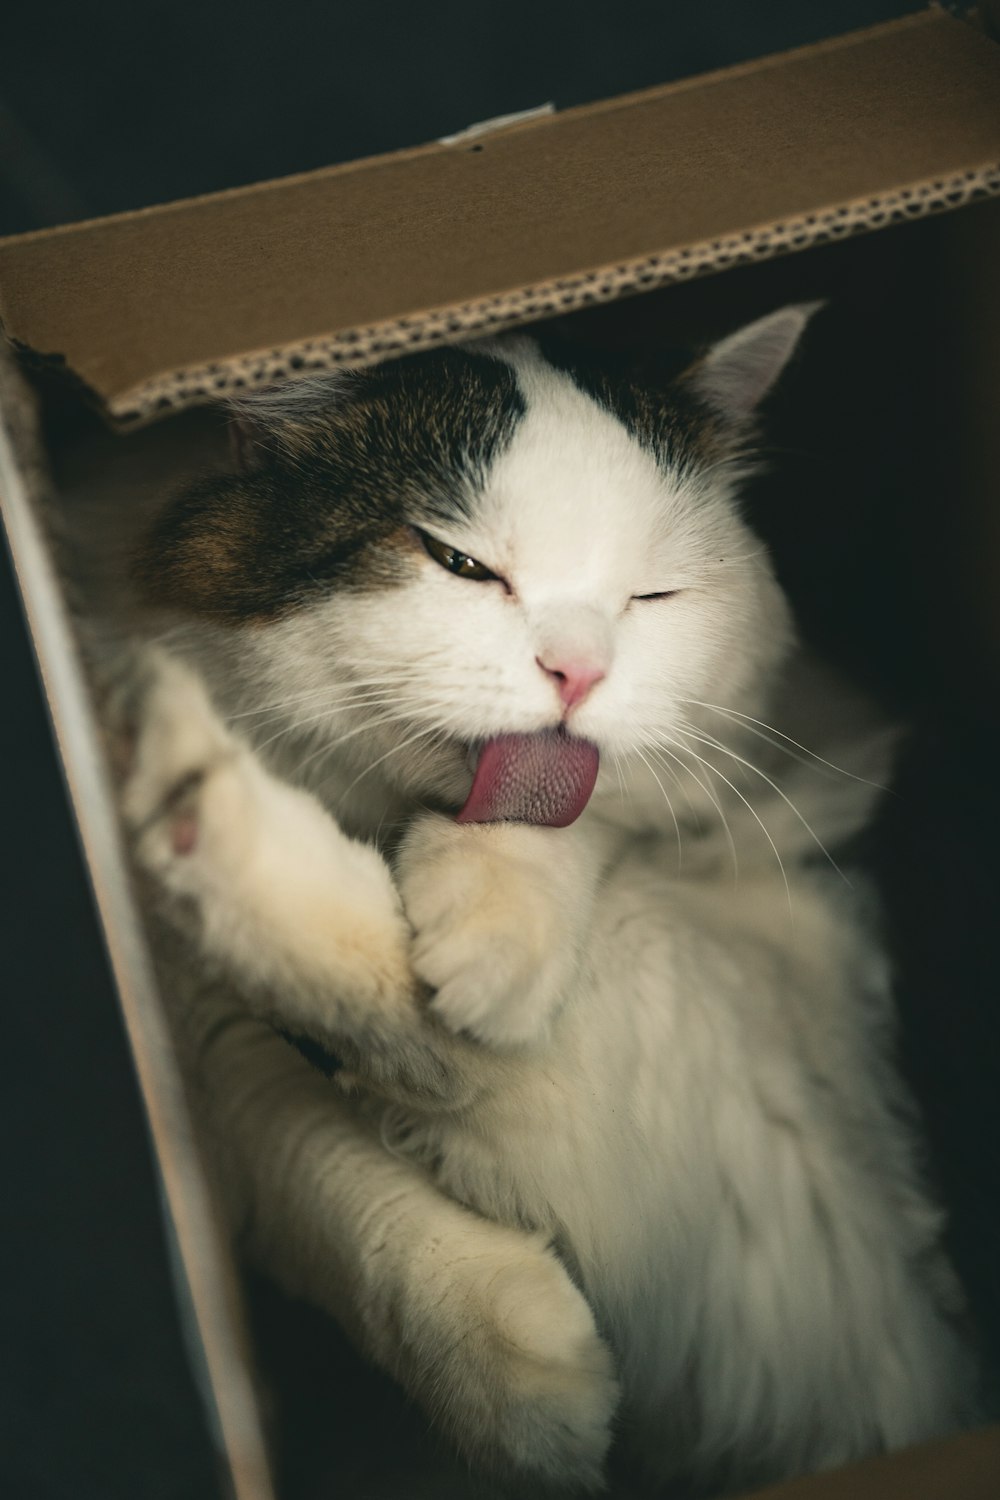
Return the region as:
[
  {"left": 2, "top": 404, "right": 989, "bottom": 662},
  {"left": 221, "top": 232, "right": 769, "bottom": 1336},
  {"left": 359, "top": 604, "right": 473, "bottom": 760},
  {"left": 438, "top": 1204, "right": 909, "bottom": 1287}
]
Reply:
[
  {"left": 535, "top": 337, "right": 726, "bottom": 474},
  {"left": 136, "top": 347, "right": 526, "bottom": 623}
]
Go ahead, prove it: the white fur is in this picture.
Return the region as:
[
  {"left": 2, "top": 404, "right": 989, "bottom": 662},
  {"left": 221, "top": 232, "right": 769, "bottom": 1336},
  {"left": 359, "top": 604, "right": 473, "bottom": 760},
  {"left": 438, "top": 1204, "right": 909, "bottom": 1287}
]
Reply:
[{"left": 77, "top": 322, "right": 977, "bottom": 1490}]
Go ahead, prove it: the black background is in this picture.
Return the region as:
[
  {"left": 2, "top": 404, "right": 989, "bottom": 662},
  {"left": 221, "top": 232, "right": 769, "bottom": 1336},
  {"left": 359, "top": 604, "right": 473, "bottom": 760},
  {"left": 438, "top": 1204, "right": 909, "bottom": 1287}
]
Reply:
[{"left": 2, "top": 5, "right": 996, "bottom": 1500}]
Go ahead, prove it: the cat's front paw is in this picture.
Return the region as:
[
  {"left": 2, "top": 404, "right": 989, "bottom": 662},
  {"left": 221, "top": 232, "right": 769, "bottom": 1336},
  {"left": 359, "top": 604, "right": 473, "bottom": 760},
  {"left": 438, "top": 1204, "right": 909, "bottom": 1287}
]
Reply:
[
  {"left": 396, "top": 814, "right": 578, "bottom": 1048},
  {"left": 108, "top": 646, "right": 421, "bottom": 1048},
  {"left": 110, "top": 646, "right": 252, "bottom": 896},
  {"left": 403, "top": 1224, "right": 618, "bottom": 1489}
]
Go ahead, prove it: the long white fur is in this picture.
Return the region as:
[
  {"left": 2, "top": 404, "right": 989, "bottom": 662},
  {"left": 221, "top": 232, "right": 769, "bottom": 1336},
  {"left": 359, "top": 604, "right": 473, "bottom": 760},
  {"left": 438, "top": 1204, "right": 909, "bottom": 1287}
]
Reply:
[{"left": 78, "top": 312, "right": 977, "bottom": 1490}]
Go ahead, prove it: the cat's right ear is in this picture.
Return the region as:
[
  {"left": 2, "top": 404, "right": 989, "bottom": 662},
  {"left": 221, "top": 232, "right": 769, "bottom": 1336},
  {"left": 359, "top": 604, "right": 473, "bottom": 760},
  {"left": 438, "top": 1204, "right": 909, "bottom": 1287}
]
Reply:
[
  {"left": 688, "top": 302, "right": 824, "bottom": 419},
  {"left": 225, "top": 369, "right": 359, "bottom": 470},
  {"left": 228, "top": 413, "right": 273, "bottom": 472}
]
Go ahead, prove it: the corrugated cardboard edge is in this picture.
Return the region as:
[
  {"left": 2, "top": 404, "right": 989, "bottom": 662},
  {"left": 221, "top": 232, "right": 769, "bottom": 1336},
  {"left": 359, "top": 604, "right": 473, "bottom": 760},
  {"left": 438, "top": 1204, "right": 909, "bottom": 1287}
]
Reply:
[
  {"left": 743, "top": 1423, "right": 1000, "bottom": 1499},
  {"left": 111, "top": 157, "right": 1000, "bottom": 427},
  {"left": 0, "top": 344, "right": 275, "bottom": 1500}
]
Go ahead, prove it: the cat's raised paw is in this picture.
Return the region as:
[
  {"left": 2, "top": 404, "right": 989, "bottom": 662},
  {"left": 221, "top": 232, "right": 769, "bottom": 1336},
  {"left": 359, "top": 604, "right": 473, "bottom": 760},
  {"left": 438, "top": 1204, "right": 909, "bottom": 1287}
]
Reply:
[
  {"left": 110, "top": 647, "right": 255, "bottom": 896},
  {"left": 396, "top": 814, "right": 577, "bottom": 1048}
]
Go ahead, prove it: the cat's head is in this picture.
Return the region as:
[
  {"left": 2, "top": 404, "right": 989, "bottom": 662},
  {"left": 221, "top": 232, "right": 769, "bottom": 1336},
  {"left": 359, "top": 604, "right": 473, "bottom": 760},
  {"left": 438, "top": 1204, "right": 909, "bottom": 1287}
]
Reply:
[{"left": 136, "top": 307, "right": 817, "bottom": 822}]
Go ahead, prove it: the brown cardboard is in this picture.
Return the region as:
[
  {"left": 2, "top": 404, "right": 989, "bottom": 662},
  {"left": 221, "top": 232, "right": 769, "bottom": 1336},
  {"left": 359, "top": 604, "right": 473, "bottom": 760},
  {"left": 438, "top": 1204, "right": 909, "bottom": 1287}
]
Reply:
[
  {"left": 0, "top": 8, "right": 998, "bottom": 425},
  {"left": 746, "top": 1425, "right": 1000, "bottom": 1499},
  {"left": 2, "top": 7, "right": 1000, "bottom": 1499}
]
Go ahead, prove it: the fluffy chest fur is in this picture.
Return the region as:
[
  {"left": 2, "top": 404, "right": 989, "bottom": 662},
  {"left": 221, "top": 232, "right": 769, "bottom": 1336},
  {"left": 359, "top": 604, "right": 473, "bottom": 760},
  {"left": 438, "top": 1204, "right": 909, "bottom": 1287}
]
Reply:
[{"left": 386, "top": 854, "right": 956, "bottom": 1477}]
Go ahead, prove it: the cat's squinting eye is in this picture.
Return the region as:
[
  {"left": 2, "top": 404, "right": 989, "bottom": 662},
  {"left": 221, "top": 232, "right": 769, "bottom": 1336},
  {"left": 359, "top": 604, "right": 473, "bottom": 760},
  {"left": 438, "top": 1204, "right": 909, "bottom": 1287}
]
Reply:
[
  {"left": 632, "top": 591, "right": 679, "bottom": 602},
  {"left": 418, "top": 529, "right": 500, "bottom": 583}
]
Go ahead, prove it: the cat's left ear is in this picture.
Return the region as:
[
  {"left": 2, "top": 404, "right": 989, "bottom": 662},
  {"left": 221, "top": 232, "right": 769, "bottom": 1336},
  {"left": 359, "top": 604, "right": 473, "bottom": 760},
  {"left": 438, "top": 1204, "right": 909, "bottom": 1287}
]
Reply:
[
  {"left": 689, "top": 302, "right": 824, "bottom": 418},
  {"left": 226, "top": 368, "right": 359, "bottom": 470}
]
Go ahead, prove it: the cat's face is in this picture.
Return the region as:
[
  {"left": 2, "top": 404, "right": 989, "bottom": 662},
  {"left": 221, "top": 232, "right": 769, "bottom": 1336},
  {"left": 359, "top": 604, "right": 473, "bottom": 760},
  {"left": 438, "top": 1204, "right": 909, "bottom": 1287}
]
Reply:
[{"left": 138, "top": 312, "right": 813, "bottom": 816}]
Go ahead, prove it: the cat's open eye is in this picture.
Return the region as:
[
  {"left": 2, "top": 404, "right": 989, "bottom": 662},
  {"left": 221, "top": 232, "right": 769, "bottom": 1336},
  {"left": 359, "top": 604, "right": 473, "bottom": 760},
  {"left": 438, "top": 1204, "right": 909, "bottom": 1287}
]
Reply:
[
  {"left": 632, "top": 590, "right": 679, "bottom": 603},
  {"left": 418, "top": 529, "right": 500, "bottom": 583}
]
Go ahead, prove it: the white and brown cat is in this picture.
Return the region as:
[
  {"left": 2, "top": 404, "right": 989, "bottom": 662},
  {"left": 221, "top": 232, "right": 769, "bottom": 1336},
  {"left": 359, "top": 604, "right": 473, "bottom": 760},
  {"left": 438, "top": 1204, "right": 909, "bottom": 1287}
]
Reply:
[{"left": 83, "top": 310, "right": 977, "bottom": 1492}]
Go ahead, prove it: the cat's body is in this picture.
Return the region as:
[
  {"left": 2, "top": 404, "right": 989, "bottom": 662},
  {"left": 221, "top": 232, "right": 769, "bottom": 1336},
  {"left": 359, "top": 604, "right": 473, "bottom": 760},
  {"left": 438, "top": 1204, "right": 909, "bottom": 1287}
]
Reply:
[{"left": 76, "top": 317, "right": 975, "bottom": 1490}]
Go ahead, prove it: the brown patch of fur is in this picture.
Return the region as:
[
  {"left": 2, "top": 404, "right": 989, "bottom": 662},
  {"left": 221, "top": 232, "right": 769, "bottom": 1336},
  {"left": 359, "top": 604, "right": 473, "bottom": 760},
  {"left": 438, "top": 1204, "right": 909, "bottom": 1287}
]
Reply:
[{"left": 134, "top": 347, "right": 525, "bottom": 624}]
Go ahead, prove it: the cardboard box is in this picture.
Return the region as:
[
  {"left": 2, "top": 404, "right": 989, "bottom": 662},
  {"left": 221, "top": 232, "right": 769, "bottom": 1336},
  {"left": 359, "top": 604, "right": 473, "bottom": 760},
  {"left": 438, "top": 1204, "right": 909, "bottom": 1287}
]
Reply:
[{"left": 1, "top": 6, "right": 999, "bottom": 1496}]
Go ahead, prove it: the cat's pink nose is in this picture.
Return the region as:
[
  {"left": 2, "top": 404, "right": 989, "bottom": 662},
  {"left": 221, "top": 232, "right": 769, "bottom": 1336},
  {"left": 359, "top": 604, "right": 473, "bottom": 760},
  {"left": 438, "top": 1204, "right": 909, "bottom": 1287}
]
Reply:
[{"left": 536, "top": 655, "right": 606, "bottom": 710}]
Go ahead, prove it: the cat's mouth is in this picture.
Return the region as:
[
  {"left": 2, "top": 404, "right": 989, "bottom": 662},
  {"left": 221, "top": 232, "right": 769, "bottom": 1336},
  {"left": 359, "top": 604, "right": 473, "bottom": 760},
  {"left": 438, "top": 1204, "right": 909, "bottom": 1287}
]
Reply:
[{"left": 457, "top": 730, "right": 600, "bottom": 829}]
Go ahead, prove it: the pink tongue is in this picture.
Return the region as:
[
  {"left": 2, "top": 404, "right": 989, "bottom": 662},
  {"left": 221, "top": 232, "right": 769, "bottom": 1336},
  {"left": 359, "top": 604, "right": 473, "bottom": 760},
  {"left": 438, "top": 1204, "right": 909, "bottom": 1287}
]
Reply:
[{"left": 457, "top": 732, "right": 600, "bottom": 828}]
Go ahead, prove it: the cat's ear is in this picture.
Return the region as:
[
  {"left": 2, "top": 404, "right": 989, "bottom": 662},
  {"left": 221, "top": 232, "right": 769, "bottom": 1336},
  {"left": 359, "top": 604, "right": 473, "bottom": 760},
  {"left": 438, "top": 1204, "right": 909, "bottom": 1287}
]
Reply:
[
  {"left": 689, "top": 302, "right": 824, "bottom": 418},
  {"left": 228, "top": 412, "right": 273, "bottom": 472},
  {"left": 226, "top": 370, "right": 358, "bottom": 470}
]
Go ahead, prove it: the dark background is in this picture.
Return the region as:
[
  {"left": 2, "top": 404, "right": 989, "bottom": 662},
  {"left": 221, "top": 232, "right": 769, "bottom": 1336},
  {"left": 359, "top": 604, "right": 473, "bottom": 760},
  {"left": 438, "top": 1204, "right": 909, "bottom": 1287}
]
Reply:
[{"left": 2, "top": 5, "right": 996, "bottom": 1500}]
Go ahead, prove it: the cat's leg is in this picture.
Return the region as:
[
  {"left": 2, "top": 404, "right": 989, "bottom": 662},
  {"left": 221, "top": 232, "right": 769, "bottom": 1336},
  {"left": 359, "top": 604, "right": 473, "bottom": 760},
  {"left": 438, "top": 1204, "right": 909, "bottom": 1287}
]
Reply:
[
  {"left": 108, "top": 646, "right": 485, "bottom": 1103},
  {"left": 187, "top": 987, "right": 619, "bottom": 1489},
  {"left": 395, "top": 812, "right": 621, "bottom": 1047},
  {"left": 110, "top": 649, "right": 619, "bottom": 1482}
]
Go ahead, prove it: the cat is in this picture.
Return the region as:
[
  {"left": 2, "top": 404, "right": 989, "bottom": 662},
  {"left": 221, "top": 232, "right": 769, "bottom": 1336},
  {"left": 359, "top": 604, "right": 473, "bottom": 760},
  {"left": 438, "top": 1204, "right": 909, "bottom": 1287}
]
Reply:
[{"left": 84, "top": 309, "right": 977, "bottom": 1492}]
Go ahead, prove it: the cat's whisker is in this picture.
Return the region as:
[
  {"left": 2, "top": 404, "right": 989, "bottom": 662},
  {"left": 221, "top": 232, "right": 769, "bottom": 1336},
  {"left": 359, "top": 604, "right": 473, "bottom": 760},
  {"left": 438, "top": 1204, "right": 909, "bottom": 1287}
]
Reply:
[
  {"left": 676, "top": 724, "right": 848, "bottom": 886},
  {"left": 610, "top": 750, "right": 627, "bottom": 808},
  {"left": 227, "top": 684, "right": 400, "bottom": 721},
  {"left": 638, "top": 740, "right": 703, "bottom": 830},
  {"left": 246, "top": 697, "right": 425, "bottom": 781},
  {"left": 249, "top": 696, "right": 407, "bottom": 757},
  {"left": 236, "top": 688, "right": 402, "bottom": 730},
  {"left": 633, "top": 747, "right": 683, "bottom": 872},
  {"left": 646, "top": 741, "right": 739, "bottom": 885},
  {"left": 223, "top": 663, "right": 444, "bottom": 723},
  {"left": 714, "top": 545, "right": 769, "bottom": 565},
  {"left": 334, "top": 710, "right": 469, "bottom": 805},
  {"left": 677, "top": 698, "right": 888, "bottom": 790},
  {"left": 289, "top": 705, "right": 431, "bottom": 782},
  {"left": 703, "top": 715, "right": 834, "bottom": 780},
  {"left": 674, "top": 734, "right": 790, "bottom": 909},
  {"left": 659, "top": 734, "right": 792, "bottom": 905},
  {"left": 239, "top": 691, "right": 405, "bottom": 742}
]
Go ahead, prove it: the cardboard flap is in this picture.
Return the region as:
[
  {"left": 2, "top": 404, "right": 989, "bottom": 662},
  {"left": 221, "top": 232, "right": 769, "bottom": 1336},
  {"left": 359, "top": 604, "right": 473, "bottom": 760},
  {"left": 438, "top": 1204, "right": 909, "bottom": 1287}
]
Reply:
[
  {"left": 0, "top": 344, "right": 275, "bottom": 1497},
  {"left": 1, "top": 8, "right": 999, "bottom": 424},
  {"left": 745, "top": 1425, "right": 1000, "bottom": 1500}
]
